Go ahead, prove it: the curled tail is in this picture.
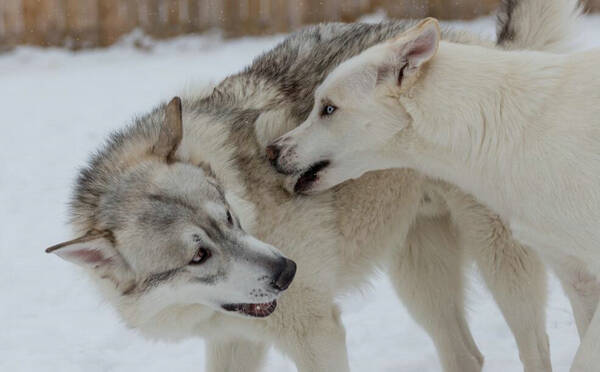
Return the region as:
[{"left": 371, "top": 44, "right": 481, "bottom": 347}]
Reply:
[{"left": 496, "top": 0, "right": 583, "bottom": 52}]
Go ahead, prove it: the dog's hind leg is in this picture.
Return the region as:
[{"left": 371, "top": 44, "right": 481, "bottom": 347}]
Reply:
[
  {"left": 469, "top": 230, "right": 551, "bottom": 372},
  {"left": 205, "top": 339, "right": 267, "bottom": 372},
  {"left": 441, "top": 186, "right": 551, "bottom": 372},
  {"left": 389, "top": 213, "right": 483, "bottom": 372}
]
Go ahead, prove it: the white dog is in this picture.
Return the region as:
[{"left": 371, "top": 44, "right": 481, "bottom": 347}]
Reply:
[{"left": 268, "top": 16, "right": 600, "bottom": 372}]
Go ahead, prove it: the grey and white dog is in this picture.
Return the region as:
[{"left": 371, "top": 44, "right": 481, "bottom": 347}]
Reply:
[{"left": 47, "top": 1, "right": 588, "bottom": 371}]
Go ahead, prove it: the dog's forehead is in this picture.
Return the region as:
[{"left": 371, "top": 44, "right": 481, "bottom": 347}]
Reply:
[
  {"left": 115, "top": 167, "right": 229, "bottom": 274},
  {"left": 319, "top": 51, "right": 378, "bottom": 102},
  {"left": 152, "top": 163, "right": 222, "bottom": 200},
  {"left": 137, "top": 163, "right": 227, "bottom": 229}
]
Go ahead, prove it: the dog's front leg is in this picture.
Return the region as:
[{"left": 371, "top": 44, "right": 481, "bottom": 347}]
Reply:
[
  {"left": 205, "top": 338, "right": 267, "bottom": 372},
  {"left": 390, "top": 213, "right": 483, "bottom": 372},
  {"left": 437, "top": 183, "right": 551, "bottom": 372},
  {"left": 277, "top": 304, "right": 350, "bottom": 372}
]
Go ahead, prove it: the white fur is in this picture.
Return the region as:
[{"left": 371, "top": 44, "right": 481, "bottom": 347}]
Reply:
[
  {"left": 275, "top": 15, "right": 600, "bottom": 371},
  {"left": 496, "top": 0, "right": 583, "bottom": 52}
]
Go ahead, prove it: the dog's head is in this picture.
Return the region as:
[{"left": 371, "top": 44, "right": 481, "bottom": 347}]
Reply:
[
  {"left": 266, "top": 19, "right": 440, "bottom": 194},
  {"left": 47, "top": 98, "right": 296, "bottom": 327}
]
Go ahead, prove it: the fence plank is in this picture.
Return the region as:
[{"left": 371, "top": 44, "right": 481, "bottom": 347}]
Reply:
[
  {"left": 1, "top": 0, "right": 24, "bottom": 49},
  {"left": 222, "top": 0, "right": 241, "bottom": 36},
  {"left": 166, "top": 0, "right": 180, "bottom": 36},
  {"left": 97, "top": 0, "right": 138, "bottom": 46},
  {"left": 243, "top": 0, "right": 263, "bottom": 35},
  {"left": 139, "top": 0, "right": 160, "bottom": 36},
  {"left": 185, "top": 0, "right": 205, "bottom": 32},
  {"left": 64, "top": 0, "right": 99, "bottom": 48},
  {"left": 301, "top": 0, "right": 327, "bottom": 25},
  {"left": 98, "top": 0, "right": 120, "bottom": 46},
  {"left": 202, "top": 0, "right": 224, "bottom": 29},
  {"left": 267, "top": 0, "right": 290, "bottom": 34},
  {"left": 339, "top": 0, "right": 361, "bottom": 23}
]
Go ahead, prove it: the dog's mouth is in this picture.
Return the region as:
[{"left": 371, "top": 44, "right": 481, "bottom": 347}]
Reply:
[
  {"left": 293, "top": 160, "right": 330, "bottom": 194},
  {"left": 222, "top": 300, "right": 277, "bottom": 318}
]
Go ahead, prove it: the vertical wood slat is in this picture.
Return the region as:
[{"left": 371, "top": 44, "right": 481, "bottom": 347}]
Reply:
[
  {"left": 165, "top": 0, "right": 180, "bottom": 36},
  {"left": 204, "top": 0, "right": 224, "bottom": 30},
  {"left": 23, "top": 0, "right": 66, "bottom": 46},
  {"left": 98, "top": 0, "right": 120, "bottom": 46},
  {"left": 339, "top": 0, "right": 361, "bottom": 23},
  {"left": 64, "top": 0, "right": 99, "bottom": 48},
  {"left": 301, "top": 0, "right": 327, "bottom": 25},
  {"left": 222, "top": 0, "right": 241, "bottom": 36},
  {"left": 186, "top": 0, "right": 207, "bottom": 33},
  {"left": 139, "top": 0, "right": 160, "bottom": 37},
  {"left": 244, "top": 0, "right": 262, "bottom": 35},
  {"left": 97, "top": 0, "right": 137, "bottom": 46},
  {"left": 268, "top": 0, "right": 290, "bottom": 34},
  {"left": 1, "top": 0, "right": 24, "bottom": 49}
]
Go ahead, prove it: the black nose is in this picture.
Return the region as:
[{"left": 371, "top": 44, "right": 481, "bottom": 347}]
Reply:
[
  {"left": 265, "top": 144, "right": 280, "bottom": 165},
  {"left": 271, "top": 258, "right": 297, "bottom": 291}
]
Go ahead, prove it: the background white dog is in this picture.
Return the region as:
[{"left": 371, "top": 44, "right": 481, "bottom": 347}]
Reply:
[{"left": 269, "top": 14, "right": 600, "bottom": 372}]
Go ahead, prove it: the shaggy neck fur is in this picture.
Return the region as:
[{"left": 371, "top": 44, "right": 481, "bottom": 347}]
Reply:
[{"left": 397, "top": 41, "right": 565, "bottom": 219}]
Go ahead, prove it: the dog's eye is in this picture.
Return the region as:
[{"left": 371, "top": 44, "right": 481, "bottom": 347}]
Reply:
[
  {"left": 190, "top": 247, "right": 211, "bottom": 265},
  {"left": 226, "top": 210, "right": 233, "bottom": 226},
  {"left": 321, "top": 104, "right": 337, "bottom": 117}
]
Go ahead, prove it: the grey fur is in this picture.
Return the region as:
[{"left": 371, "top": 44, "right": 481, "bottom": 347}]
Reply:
[
  {"left": 60, "top": 3, "right": 583, "bottom": 369},
  {"left": 497, "top": 0, "right": 518, "bottom": 44}
]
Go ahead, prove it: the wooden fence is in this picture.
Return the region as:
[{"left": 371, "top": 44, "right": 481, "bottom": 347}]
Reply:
[{"left": 1, "top": 0, "right": 599, "bottom": 50}]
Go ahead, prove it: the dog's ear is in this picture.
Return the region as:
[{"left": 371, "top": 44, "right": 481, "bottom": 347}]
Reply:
[
  {"left": 380, "top": 18, "right": 440, "bottom": 87},
  {"left": 46, "top": 230, "right": 130, "bottom": 276},
  {"left": 153, "top": 96, "right": 183, "bottom": 161}
]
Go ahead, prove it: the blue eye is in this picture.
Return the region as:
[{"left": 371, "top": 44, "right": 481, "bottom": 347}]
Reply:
[{"left": 321, "top": 104, "right": 337, "bottom": 116}]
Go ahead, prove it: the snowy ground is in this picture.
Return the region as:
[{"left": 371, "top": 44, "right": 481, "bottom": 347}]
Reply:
[{"left": 1, "top": 15, "right": 599, "bottom": 372}]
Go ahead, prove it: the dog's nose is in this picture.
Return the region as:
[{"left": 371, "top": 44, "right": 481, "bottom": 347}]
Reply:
[
  {"left": 271, "top": 258, "right": 297, "bottom": 291},
  {"left": 265, "top": 144, "right": 281, "bottom": 165}
]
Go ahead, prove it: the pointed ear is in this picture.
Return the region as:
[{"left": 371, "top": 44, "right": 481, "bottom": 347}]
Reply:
[
  {"left": 405, "top": 18, "right": 440, "bottom": 69},
  {"left": 385, "top": 18, "right": 440, "bottom": 85},
  {"left": 46, "top": 230, "right": 125, "bottom": 272},
  {"left": 153, "top": 96, "right": 183, "bottom": 161}
]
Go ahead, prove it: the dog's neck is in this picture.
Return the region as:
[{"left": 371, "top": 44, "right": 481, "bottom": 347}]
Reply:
[{"left": 397, "top": 42, "right": 563, "bottom": 218}]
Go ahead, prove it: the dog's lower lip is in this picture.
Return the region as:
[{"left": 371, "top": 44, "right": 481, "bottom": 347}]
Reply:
[
  {"left": 222, "top": 300, "right": 277, "bottom": 318},
  {"left": 294, "top": 160, "right": 330, "bottom": 194}
]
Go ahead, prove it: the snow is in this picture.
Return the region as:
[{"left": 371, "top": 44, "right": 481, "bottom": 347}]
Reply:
[{"left": 1, "top": 15, "right": 600, "bottom": 372}]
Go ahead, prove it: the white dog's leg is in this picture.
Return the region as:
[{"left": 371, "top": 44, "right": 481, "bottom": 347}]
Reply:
[
  {"left": 390, "top": 214, "right": 483, "bottom": 372},
  {"left": 205, "top": 339, "right": 267, "bottom": 372},
  {"left": 276, "top": 304, "right": 350, "bottom": 372},
  {"left": 471, "top": 236, "right": 550, "bottom": 372},
  {"left": 571, "top": 303, "right": 600, "bottom": 372},
  {"left": 438, "top": 185, "right": 551, "bottom": 372},
  {"left": 549, "top": 256, "right": 600, "bottom": 339}
]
